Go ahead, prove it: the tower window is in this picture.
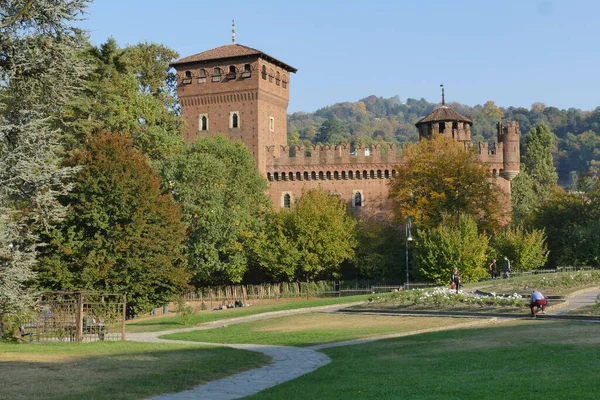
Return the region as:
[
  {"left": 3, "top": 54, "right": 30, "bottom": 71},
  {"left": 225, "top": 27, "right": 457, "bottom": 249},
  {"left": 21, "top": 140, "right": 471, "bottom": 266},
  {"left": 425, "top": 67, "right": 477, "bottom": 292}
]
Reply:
[
  {"left": 182, "top": 71, "right": 192, "bottom": 85},
  {"left": 261, "top": 65, "right": 267, "bottom": 80},
  {"left": 230, "top": 112, "right": 239, "bottom": 129},
  {"left": 269, "top": 116, "right": 274, "bottom": 131},
  {"left": 439, "top": 122, "right": 446, "bottom": 133},
  {"left": 212, "top": 68, "right": 222, "bottom": 82},
  {"left": 276, "top": 71, "right": 281, "bottom": 86},
  {"left": 199, "top": 114, "right": 209, "bottom": 131},
  {"left": 197, "top": 69, "right": 207, "bottom": 83},
  {"left": 227, "top": 65, "right": 237, "bottom": 80},
  {"left": 282, "top": 193, "right": 292, "bottom": 208},
  {"left": 282, "top": 75, "right": 288, "bottom": 88},
  {"left": 353, "top": 191, "right": 363, "bottom": 207},
  {"left": 242, "top": 64, "right": 252, "bottom": 78},
  {"left": 268, "top": 69, "right": 274, "bottom": 83}
]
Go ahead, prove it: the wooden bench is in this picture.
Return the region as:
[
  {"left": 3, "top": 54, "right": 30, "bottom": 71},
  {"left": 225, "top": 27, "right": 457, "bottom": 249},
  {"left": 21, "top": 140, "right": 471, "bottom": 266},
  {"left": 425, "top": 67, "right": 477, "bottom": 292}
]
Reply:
[{"left": 19, "top": 324, "right": 34, "bottom": 343}]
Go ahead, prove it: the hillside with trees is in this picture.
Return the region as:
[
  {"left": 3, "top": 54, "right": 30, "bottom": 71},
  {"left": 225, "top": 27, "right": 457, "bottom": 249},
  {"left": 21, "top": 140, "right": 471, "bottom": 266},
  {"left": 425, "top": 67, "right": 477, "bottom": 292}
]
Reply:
[{"left": 288, "top": 96, "right": 600, "bottom": 186}]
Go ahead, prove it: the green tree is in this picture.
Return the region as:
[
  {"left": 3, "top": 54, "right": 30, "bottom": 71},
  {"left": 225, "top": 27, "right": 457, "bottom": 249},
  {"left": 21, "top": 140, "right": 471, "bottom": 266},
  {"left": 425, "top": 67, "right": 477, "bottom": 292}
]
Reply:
[
  {"left": 279, "top": 188, "right": 357, "bottom": 281},
  {"left": 0, "top": 0, "right": 89, "bottom": 323},
  {"left": 490, "top": 226, "right": 549, "bottom": 271},
  {"left": 388, "top": 134, "right": 503, "bottom": 232},
  {"left": 316, "top": 117, "right": 349, "bottom": 144},
  {"left": 414, "top": 214, "right": 489, "bottom": 284},
  {"left": 352, "top": 217, "right": 403, "bottom": 280},
  {"left": 37, "top": 133, "right": 188, "bottom": 313},
  {"left": 66, "top": 38, "right": 183, "bottom": 162},
  {"left": 160, "top": 135, "right": 271, "bottom": 285},
  {"left": 512, "top": 124, "right": 559, "bottom": 222}
]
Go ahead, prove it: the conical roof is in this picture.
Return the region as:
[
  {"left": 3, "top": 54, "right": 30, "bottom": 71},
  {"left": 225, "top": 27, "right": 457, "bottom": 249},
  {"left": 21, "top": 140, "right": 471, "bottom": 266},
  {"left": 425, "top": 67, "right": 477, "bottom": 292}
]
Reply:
[
  {"left": 416, "top": 106, "right": 472, "bottom": 127},
  {"left": 170, "top": 43, "right": 297, "bottom": 73}
]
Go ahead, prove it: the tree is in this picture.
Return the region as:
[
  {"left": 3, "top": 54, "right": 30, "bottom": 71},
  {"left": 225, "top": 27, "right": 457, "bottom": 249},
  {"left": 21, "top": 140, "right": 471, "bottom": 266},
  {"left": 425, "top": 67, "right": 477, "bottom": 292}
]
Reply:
[
  {"left": 278, "top": 188, "right": 357, "bottom": 281},
  {"left": 512, "top": 123, "right": 559, "bottom": 220},
  {"left": 352, "top": 217, "right": 402, "bottom": 280},
  {"left": 0, "top": 0, "right": 90, "bottom": 323},
  {"left": 37, "top": 133, "right": 188, "bottom": 313},
  {"left": 66, "top": 38, "right": 183, "bottom": 162},
  {"left": 316, "top": 117, "right": 349, "bottom": 144},
  {"left": 489, "top": 226, "right": 549, "bottom": 271},
  {"left": 414, "top": 214, "right": 489, "bottom": 284},
  {"left": 160, "top": 135, "right": 271, "bottom": 285},
  {"left": 388, "top": 134, "right": 503, "bottom": 232}
]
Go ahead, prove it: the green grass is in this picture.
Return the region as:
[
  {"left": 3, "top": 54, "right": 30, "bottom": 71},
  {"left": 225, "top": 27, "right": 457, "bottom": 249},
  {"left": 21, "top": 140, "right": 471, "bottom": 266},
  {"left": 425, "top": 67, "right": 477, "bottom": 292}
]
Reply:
[
  {"left": 466, "top": 270, "right": 600, "bottom": 297},
  {"left": 246, "top": 320, "right": 600, "bottom": 400},
  {"left": 127, "top": 294, "right": 372, "bottom": 333},
  {"left": 0, "top": 341, "right": 269, "bottom": 400},
  {"left": 161, "top": 313, "right": 475, "bottom": 347},
  {"left": 566, "top": 303, "right": 600, "bottom": 315}
]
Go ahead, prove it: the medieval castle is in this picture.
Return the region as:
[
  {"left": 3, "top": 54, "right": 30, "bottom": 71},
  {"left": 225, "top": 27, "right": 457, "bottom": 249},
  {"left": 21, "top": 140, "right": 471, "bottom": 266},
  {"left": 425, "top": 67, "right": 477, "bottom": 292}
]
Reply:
[{"left": 170, "top": 36, "right": 520, "bottom": 216}]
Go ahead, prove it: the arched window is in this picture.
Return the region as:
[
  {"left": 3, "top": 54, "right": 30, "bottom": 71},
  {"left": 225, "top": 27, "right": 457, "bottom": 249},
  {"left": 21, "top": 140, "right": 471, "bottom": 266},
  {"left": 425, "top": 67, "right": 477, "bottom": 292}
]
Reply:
[
  {"left": 377, "top": 170, "right": 382, "bottom": 178},
  {"left": 242, "top": 64, "right": 252, "bottom": 78},
  {"left": 354, "top": 192, "right": 363, "bottom": 207},
  {"left": 282, "top": 75, "right": 288, "bottom": 88},
  {"left": 304, "top": 171, "right": 309, "bottom": 180},
  {"left": 363, "top": 170, "right": 368, "bottom": 179},
  {"left": 227, "top": 65, "right": 236, "bottom": 80},
  {"left": 276, "top": 71, "right": 281, "bottom": 85},
  {"left": 326, "top": 171, "right": 332, "bottom": 180},
  {"left": 197, "top": 69, "right": 207, "bottom": 83},
  {"left": 183, "top": 71, "right": 192, "bottom": 85},
  {"left": 199, "top": 114, "right": 208, "bottom": 131},
  {"left": 230, "top": 112, "right": 239, "bottom": 128},
  {"left": 267, "top": 173, "right": 272, "bottom": 181},
  {"left": 212, "top": 68, "right": 222, "bottom": 82},
  {"left": 261, "top": 65, "right": 267, "bottom": 80},
  {"left": 311, "top": 171, "right": 317, "bottom": 180},
  {"left": 341, "top": 171, "right": 347, "bottom": 180},
  {"left": 384, "top": 170, "right": 390, "bottom": 179},
  {"left": 439, "top": 122, "right": 446, "bottom": 134},
  {"left": 268, "top": 68, "right": 274, "bottom": 82},
  {"left": 296, "top": 172, "right": 302, "bottom": 180},
  {"left": 318, "top": 171, "right": 324, "bottom": 180},
  {"left": 370, "top": 170, "right": 375, "bottom": 179},
  {"left": 349, "top": 171, "right": 354, "bottom": 179},
  {"left": 274, "top": 172, "right": 279, "bottom": 181},
  {"left": 288, "top": 172, "right": 294, "bottom": 181},
  {"left": 283, "top": 193, "right": 291, "bottom": 208},
  {"left": 356, "top": 170, "right": 361, "bottom": 179}
]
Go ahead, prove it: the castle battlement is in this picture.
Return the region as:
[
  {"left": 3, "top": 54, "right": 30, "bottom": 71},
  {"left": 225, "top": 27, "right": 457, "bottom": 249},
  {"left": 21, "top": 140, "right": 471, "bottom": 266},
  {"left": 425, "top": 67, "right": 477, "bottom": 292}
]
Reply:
[{"left": 266, "top": 139, "right": 508, "bottom": 170}]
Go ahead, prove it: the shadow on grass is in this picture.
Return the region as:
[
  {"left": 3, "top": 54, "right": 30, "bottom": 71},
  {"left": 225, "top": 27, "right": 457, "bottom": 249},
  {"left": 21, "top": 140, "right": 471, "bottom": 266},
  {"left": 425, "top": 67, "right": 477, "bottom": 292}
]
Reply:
[{"left": 0, "top": 342, "right": 269, "bottom": 400}]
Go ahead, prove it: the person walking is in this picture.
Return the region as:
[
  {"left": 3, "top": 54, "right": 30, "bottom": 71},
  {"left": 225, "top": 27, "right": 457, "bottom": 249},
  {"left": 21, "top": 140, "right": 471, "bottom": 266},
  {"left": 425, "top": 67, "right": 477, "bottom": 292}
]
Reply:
[
  {"left": 503, "top": 256, "right": 511, "bottom": 279},
  {"left": 451, "top": 267, "right": 461, "bottom": 294},
  {"left": 489, "top": 259, "right": 497, "bottom": 279}
]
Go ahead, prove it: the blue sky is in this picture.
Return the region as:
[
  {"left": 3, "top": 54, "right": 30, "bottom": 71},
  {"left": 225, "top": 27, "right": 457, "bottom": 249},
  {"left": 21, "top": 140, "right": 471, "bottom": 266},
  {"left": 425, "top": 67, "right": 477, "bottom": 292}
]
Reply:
[{"left": 79, "top": 0, "right": 599, "bottom": 113}]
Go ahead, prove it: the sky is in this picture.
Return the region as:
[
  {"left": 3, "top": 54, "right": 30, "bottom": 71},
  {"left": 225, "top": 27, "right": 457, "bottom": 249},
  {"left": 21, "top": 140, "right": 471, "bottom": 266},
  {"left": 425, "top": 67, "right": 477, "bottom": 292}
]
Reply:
[{"left": 78, "top": 0, "right": 600, "bottom": 113}]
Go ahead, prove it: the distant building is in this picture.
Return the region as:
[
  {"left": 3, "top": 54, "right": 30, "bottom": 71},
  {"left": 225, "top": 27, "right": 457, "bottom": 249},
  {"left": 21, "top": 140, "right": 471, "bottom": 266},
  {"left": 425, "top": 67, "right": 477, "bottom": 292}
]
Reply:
[{"left": 170, "top": 40, "right": 520, "bottom": 218}]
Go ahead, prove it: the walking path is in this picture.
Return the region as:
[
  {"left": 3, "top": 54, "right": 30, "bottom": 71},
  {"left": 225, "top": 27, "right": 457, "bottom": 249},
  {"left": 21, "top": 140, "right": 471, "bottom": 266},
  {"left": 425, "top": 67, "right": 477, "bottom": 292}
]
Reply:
[{"left": 131, "top": 289, "right": 600, "bottom": 400}]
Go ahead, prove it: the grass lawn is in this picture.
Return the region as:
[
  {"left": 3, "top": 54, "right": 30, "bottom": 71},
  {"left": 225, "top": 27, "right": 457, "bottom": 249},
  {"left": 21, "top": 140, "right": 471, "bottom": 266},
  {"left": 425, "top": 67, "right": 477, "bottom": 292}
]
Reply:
[
  {"left": 566, "top": 303, "right": 600, "bottom": 315},
  {"left": 161, "top": 313, "right": 477, "bottom": 346},
  {"left": 245, "top": 320, "right": 600, "bottom": 400},
  {"left": 0, "top": 341, "right": 268, "bottom": 400},
  {"left": 127, "top": 294, "right": 372, "bottom": 333}
]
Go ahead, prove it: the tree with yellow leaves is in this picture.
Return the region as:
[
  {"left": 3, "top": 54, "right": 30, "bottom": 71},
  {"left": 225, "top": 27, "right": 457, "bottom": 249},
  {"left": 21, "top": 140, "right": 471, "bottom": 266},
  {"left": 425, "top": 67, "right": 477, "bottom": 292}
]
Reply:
[{"left": 388, "top": 134, "right": 504, "bottom": 233}]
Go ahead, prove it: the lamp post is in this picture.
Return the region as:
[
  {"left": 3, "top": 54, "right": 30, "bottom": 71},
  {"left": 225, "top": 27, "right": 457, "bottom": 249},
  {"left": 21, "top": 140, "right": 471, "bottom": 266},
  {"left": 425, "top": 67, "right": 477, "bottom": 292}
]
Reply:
[{"left": 405, "top": 217, "right": 413, "bottom": 289}]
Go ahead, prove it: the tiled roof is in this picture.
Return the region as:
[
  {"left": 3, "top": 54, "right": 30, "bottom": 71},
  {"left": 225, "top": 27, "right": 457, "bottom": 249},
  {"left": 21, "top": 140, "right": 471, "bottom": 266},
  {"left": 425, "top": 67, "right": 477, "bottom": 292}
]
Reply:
[
  {"left": 170, "top": 43, "right": 297, "bottom": 73},
  {"left": 416, "top": 106, "right": 473, "bottom": 126}
]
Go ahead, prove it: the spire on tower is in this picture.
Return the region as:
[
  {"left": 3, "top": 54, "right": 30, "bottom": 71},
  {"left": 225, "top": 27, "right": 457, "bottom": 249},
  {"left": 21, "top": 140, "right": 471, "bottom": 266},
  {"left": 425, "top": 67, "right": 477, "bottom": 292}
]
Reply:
[
  {"left": 440, "top": 84, "right": 445, "bottom": 106},
  {"left": 232, "top": 20, "right": 236, "bottom": 44}
]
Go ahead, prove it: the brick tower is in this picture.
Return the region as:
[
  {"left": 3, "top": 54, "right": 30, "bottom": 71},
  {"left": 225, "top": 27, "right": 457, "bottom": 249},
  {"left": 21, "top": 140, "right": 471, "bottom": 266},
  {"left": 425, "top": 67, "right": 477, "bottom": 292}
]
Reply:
[{"left": 170, "top": 35, "right": 297, "bottom": 173}]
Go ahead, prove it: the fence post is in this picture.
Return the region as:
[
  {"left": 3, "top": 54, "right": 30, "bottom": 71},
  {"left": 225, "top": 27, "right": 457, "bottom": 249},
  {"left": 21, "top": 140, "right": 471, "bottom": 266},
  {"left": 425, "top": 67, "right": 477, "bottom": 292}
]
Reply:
[
  {"left": 76, "top": 291, "right": 83, "bottom": 343},
  {"left": 121, "top": 293, "right": 127, "bottom": 341}
]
